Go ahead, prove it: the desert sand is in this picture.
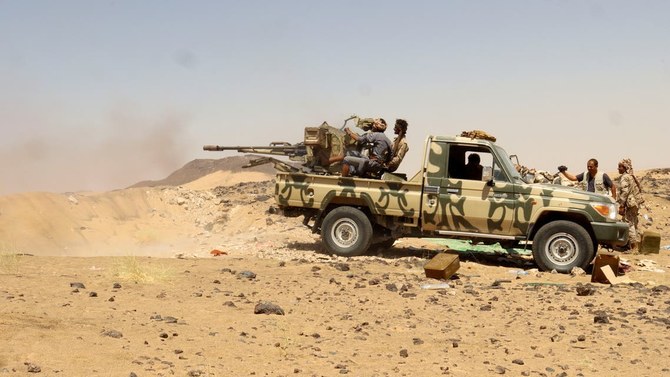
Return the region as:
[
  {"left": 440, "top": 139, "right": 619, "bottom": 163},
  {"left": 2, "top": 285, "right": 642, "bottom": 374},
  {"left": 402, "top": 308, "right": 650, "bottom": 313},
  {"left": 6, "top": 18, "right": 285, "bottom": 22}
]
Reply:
[{"left": 1, "top": 158, "right": 670, "bottom": 377}]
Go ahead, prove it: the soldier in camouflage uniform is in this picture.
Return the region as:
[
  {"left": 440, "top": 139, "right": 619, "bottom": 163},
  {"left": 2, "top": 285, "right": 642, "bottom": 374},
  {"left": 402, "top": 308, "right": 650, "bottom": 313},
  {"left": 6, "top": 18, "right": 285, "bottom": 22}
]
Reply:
[
  {"left": 386, "top": 119, "right": 409, "bottom": 173},
  {"left": 616, "top": 158, "right": 642, "bottom": 250}
]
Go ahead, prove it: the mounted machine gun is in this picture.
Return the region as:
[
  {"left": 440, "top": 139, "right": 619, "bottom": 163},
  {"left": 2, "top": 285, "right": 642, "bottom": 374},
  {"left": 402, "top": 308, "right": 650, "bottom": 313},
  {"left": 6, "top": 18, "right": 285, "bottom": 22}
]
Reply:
[{"left": 203, "top": 115, "right": 373, "bottom": 175}]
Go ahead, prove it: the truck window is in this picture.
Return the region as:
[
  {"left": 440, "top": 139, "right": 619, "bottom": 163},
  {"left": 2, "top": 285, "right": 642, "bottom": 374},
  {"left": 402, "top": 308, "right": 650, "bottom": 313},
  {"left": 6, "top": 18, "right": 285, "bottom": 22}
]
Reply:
[{"left": 448, "top": 145, "right": 500, "bottom": 181}]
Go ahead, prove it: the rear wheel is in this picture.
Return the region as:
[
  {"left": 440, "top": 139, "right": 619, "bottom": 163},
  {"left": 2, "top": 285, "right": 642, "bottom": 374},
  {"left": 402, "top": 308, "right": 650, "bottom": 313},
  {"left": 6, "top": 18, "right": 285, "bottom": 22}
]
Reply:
[
  {"left": 321, "top": 207, "right": 373, "bottom": 257},
  {"left": 532, "top": 220, "right": 594, "bottom": 273}
]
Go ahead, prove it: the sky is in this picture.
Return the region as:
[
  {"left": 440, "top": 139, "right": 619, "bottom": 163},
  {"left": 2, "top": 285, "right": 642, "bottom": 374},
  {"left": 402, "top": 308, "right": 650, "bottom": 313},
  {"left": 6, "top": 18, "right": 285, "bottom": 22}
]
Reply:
[{"left": 1, "top": 0, "right": 668, "bottom": 195}]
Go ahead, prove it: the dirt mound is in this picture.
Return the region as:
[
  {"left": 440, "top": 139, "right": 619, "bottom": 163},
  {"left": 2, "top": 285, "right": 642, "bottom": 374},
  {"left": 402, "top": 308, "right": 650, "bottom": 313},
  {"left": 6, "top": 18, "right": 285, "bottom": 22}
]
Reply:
[
  {"left": 128, "top": 155, "right": 276, "bottom": 188},
  {"left": 640, "top": 167, "right": 670, "bottom": 200}
]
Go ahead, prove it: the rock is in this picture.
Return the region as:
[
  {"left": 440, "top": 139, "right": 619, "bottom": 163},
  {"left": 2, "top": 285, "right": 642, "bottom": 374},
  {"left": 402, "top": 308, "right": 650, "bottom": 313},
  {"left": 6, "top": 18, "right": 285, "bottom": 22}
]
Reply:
[
  {"left": 576, "top": 285, "right": 596, "bottom": 296},
  {"left": 102, "top": 330, "right": 123, "bottom": 338},
  {"left": 164, "top": 316, "right": 178, "bottom": 323},
  {"left": 333, "top": 263, "right": 350, "bottom": 271},
  {"left": 570, "top": 267, "right": 586, "bottom": 276},
  {"left": 254, "top": 301, "right": 285, "bottom": 315},
  {"left": 594, "top": 312, "right": 610, "bottom": 324},
  {"left": 238, "top": 271, "right": 257, "bottom": 279},
  {"left": 24, "top": 363, "right": 41, "bottom": 373},
  {"left": 70, "top": 282, "right": 86, "bottom": 289},
  {"left": 399, "top": 349, "right": 408, "bottom": 358}
]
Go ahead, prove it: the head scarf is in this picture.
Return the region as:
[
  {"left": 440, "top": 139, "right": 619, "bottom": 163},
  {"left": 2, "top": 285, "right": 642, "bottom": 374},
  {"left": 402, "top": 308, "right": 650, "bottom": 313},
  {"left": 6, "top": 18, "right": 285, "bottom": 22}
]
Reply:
[{"left": 619, "top": 158, "right": 633, "bottom": 175}]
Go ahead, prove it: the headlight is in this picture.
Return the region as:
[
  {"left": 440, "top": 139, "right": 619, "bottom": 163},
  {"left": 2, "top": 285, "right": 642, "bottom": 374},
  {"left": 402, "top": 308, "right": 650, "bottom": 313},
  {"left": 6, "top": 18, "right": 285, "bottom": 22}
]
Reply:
[{"left": 590, "top": 202, "right": 617, "bottom": 220}]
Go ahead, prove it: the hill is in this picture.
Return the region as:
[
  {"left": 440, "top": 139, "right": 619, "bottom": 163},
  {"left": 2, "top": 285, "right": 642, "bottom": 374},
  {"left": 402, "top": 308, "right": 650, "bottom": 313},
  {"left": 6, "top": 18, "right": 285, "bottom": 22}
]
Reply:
[{"left": 128, "top": 155, "right": 276, "bottom": 188}]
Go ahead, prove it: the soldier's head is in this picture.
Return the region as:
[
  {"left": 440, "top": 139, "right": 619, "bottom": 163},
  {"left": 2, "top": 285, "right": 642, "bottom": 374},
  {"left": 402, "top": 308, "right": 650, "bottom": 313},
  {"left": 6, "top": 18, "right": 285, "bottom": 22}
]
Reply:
[
  {"left": 587, "top": 158, "right": 599, "bottom": 174},
  {"left": 618, "top": 158, "right": 633, "bottom": 174},
  {"left": 394, "top": 119, "right": 408, "bottom": 135},
  {"left": 372, "top": 118, "right": 387, "bottom": 132},
  {"left": 468, "top": 153, "right": 481, "bottom": 165}
]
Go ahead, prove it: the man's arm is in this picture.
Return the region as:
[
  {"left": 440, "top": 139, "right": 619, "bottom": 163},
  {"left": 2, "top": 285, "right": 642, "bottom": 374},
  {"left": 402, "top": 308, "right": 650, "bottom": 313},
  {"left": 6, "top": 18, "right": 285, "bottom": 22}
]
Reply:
[
  {"left": 562, "top": 171, "right": 582, "bottom": 182},
  {"left": 603, "top": 173, "right": 616, "bottom": 200},
  {"left": 344, "top": 127, "right": 359, "bottom": 142}
]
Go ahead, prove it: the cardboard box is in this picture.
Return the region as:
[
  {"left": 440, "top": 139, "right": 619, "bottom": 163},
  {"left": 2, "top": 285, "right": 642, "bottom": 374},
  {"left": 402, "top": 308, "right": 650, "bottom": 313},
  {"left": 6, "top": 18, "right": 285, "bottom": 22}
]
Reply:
[
  {"left": 424, "top": 253, "right": 460, "bottom": 280},
  {"left": 591, "top": 253, "right": 620, "bottom": 284},
  {"left": 640, "top": 231, "right": 661, "bottom": 254}
]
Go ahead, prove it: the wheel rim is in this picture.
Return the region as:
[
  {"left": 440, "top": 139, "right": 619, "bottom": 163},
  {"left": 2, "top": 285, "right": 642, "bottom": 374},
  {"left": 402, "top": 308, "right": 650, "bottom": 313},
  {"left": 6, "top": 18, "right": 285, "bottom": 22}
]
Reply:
[
  {"left": 330, "top": 218, "right": 359, "bottom": 249},
  {"left": 543, "top": 232, "right": 579, "bottom": 266}
]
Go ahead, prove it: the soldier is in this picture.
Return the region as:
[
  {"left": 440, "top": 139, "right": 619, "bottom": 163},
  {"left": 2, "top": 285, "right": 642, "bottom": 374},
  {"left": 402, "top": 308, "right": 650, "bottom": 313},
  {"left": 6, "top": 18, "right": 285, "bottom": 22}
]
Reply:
[
  {"left": 331, "top": 118, "right": 392, "bottom": 177},
  {"left": 560, "top": 159, "right": 616, "bottom": 198},
  {"left": 386, "top": 119, "right": 409, "bottom": 173},
  {"left": 616, "top": 158, "right": 643, "bottom": 251},
  {"left": 463, "top": 153, "right": 483, "bottom": 180}
]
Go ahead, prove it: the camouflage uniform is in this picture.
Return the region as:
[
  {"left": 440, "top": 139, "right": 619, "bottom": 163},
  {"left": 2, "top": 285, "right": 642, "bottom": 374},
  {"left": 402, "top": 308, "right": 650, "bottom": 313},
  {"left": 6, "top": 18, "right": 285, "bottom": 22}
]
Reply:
[
  {"left": 387, "top": 134, "right": 408, "bottom": 173},
  {"left": 616, "top": 158, "right": 642, "bottom": 244}
]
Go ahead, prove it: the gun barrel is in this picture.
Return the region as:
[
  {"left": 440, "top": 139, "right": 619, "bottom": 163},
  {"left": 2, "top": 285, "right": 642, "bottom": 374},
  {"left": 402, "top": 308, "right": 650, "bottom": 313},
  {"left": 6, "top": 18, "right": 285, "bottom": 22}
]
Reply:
[
  {"left": 203, "top": 145, "right": 301, "bottom": 151},
  {"left": 202, "top": 144, "right": 307, "bottom": 159}
]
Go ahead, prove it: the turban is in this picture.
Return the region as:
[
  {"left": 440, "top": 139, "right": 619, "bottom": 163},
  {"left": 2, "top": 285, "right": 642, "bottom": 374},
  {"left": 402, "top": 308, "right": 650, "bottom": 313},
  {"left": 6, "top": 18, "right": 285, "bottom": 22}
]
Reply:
[{"left": 618, "top": 158, "right": 633, "bottom": 174}]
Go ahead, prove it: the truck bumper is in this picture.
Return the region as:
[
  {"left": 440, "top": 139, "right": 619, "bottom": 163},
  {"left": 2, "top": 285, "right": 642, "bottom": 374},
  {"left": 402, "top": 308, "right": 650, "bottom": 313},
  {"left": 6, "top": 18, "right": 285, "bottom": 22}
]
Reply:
[{"left": 591, "top": 221, "right": 629, "bottom": 247}]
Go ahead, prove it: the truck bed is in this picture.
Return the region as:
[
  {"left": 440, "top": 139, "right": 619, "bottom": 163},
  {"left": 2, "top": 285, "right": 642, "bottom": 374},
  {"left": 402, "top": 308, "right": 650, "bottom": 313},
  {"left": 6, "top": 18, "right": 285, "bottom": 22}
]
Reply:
[{"left": 275, "top": 172, "right": 423, "bottom": 221}]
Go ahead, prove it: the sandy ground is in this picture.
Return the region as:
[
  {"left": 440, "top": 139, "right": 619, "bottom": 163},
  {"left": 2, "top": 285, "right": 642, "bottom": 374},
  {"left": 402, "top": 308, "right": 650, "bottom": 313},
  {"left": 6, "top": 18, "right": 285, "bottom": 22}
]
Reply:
[{"left": 1, "top": 160, "right": 670, "bottom": 376}]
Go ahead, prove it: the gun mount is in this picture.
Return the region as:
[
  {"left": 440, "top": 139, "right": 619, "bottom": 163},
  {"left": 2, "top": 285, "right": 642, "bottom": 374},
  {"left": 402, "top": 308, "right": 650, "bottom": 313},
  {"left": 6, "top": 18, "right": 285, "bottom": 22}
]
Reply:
[{"left": 203, "top": 115, "right": 371, "bottom": 175}]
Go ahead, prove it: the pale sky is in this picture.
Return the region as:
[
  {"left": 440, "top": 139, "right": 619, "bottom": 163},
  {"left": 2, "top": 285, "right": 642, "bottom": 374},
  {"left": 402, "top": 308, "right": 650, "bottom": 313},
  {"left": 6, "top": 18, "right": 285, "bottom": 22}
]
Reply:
[{"left": 1, "top": 0, "right": 668, "bottom": 195}]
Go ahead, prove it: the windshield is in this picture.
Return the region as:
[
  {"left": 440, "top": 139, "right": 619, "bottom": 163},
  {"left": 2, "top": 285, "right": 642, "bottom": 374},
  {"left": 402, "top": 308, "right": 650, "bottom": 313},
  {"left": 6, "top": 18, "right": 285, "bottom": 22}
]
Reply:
[{"left": 494, "top": 145, "right": 524, "bottom": 183}]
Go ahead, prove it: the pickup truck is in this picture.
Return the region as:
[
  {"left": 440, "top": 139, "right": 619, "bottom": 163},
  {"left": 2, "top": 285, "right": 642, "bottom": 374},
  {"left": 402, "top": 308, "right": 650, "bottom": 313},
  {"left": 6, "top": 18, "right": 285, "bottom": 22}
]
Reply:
[{"left": 275, "top": 134, "right": 629, "bottom": 272}]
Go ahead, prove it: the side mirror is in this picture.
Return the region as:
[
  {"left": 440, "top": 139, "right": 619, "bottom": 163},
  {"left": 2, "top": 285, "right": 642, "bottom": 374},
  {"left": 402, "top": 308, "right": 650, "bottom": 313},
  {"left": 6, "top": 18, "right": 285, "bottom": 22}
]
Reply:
[{"left": 482, "top": 166, "right": 493, "bottom": 182}]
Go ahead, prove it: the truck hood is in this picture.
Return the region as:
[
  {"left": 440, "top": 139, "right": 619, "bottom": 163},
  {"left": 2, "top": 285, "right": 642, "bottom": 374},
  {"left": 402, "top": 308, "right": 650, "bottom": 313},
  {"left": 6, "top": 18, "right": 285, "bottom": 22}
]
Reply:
[{"left": 522, "top": 183, "right": 616, "bottom": 204}]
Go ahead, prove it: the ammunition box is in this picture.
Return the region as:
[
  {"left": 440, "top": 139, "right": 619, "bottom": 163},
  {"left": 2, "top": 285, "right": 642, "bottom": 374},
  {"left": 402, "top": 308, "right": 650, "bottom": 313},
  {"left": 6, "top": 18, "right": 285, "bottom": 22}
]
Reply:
[
  {"left": 304, "top": 127, "right": 328, "bottom": 148},
  {"left": 639, "top": 231, "right": 661, "bottom": 254},
  {"left": 424, "top": 252, "right": 460, "bottom": 280}
]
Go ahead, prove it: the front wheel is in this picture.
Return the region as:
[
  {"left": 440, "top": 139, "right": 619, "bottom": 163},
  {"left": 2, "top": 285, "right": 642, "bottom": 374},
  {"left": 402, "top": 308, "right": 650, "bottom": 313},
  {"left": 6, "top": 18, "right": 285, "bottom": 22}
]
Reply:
[
  {"left": 321, "top": 207, "right": 373, "bottom": 257},
  {"left": 532, "top": 220, "right": 594, "bottom": 273}
]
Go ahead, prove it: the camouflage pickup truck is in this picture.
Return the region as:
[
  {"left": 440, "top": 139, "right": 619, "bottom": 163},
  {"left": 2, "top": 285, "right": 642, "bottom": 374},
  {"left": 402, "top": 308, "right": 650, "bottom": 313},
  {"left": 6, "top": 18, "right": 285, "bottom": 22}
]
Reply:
[{"left": 275, "top": 134, "right": 629, "bottom": 272}]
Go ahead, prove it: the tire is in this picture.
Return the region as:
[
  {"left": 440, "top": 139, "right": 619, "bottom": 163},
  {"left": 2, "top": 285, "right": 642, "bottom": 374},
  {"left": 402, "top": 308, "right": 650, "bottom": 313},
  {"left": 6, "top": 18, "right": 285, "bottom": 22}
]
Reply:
[
  {"left": 532, "top": 220, "right": 595, "bottom": 273},
  {"left": 321, "top": 207, "right": 373, "bottom": 257}
]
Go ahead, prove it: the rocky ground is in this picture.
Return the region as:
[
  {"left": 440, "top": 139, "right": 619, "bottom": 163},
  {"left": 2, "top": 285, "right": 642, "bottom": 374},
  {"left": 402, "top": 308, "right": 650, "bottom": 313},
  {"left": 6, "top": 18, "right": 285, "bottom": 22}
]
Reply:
[{"left": 1, "top": 160, "right": 670, "bottom": 376}]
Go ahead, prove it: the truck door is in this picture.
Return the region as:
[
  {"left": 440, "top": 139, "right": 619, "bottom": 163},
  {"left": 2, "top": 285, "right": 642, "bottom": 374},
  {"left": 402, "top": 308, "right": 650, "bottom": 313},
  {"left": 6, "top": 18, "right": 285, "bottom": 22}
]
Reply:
[{"left": 422, "top": 142, "right": 517, "bottom": 236}]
